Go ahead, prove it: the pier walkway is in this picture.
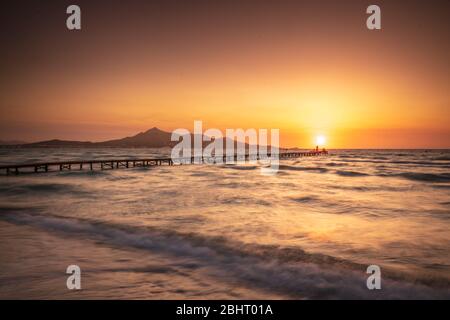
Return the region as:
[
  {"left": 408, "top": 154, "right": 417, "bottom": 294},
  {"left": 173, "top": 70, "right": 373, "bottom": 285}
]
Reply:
[{"left": 0, "top": 150, "right": 328, "bottom": 175}]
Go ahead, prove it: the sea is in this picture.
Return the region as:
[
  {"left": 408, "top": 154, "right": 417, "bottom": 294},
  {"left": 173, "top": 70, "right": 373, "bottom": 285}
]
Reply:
[{"left": 0, "top": 148, "right": 449, "bottom": 299}]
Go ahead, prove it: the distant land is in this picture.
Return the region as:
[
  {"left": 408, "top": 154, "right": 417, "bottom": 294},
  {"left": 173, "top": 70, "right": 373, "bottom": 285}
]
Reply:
[
  {"left": 1, "top": 127, "right": 175, "bottom": 148},
  {"left": 0, "top": 127, "right": 285, "bottom": 150},
  {"left": 0, "top": 140, "right": 28, "bottom": 145}
]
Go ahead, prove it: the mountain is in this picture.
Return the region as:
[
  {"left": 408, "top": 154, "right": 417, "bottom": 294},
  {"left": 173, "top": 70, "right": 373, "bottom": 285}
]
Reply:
[
  {"left": 98, "top": 127, "right": 175, "bottom": 148},
  {"left": 23, "top": 139, "right": 94, "bottom": 148},
  {"left": 15, "top": 127, "right": 282, "bottom": 150},
  {"left": 16, "top": 127, "right": 173, "bottom": 148}
]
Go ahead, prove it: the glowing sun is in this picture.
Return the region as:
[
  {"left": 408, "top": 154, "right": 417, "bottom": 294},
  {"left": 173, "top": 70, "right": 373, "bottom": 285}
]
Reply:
[{"left": 316, "top": 135, "right": 326, "bottom": 146}]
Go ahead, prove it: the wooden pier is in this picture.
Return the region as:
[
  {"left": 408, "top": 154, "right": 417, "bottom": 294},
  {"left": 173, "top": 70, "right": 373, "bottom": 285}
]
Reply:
[{"left": 0, "top": 150, "right": 328, "bottom": 175}]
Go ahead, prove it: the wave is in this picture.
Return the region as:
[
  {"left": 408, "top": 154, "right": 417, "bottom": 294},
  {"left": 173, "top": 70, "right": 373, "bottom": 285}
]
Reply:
[
  {"left": 291, "top": 196, "right": 319, "bottom": 203},
  {"left": 332, "top": 184, "right": 410, "bottom": 192},
  {"left": 277, "top": 165, "right": 447, "bottom": 182},
  {"left": 218, "top": 195, "right": 272, "bottom": 206},
  {"left": 432, "top": 184, "right": 450, "bottom": 190},
  {"left": 387, "top": 172, "right": 450, "bottom": 183},
  {"left": 0, "top": 182, "right": 90, "bottom": 196},
  {"left": 278, "top": 165, "right": 328, "bottom": 173},
  {"left": 334, "top": 158, "right": 450, "bottom": 168},
  {"left": 220, "top": 165, "right": 258, "bottom": 171},
  {"left": 432, "top": 155, "right": 450, "bottom": 161},
  {"left": 325, "top": 162, "right": 346, "bottom": 167},
  {"left": 335, "top": 170, "right": 369, "bottom": 177},
  {"left": 105, "top": 174, "right": 139, "bottom": 181},
  {"left": 56, "top": 170, "right": 109, "bottom": 177},
  {"left": 0, "top": 205, "right": 44, "bottom": 215},
  {"left": 190, "top": 171, "right": 211, "bottom": 177},
  {"left": 390, "top": 160, "right": 450, "bottom": 168},
  {"left": 1, "top": 212, "right": 448, "bottom": 299}
]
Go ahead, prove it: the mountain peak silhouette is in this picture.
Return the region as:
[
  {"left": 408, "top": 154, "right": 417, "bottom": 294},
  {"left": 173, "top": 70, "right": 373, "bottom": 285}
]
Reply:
[{"left": 144, "top": 127, "right": 162, "bottom": 134}]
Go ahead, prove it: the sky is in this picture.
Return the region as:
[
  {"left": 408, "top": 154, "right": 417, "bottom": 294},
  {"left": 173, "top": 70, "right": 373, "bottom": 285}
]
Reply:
[{"left": 0, "top": 0, "right": 449, "bottom": 148}]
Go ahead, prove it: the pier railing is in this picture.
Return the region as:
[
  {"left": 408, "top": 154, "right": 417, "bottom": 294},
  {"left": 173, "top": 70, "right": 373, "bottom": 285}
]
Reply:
[{"left": 0, "top": 150, "right": 328, "bottom": 175}]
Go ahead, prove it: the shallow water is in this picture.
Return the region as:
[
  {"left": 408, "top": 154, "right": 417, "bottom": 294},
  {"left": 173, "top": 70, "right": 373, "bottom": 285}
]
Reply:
[{"left": 0, "top": 148, "right": 449, "bottom": 299}]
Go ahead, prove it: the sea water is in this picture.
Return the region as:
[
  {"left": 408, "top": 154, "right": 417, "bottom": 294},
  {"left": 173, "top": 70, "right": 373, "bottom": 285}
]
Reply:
[{"left": 0, "top": 148, "right": 449, "bottom": 299}]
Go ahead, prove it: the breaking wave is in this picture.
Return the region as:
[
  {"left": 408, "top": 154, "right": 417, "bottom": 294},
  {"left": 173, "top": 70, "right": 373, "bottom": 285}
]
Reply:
[{"left": 1, "top": 212, "right": 449, "bottom": 299}]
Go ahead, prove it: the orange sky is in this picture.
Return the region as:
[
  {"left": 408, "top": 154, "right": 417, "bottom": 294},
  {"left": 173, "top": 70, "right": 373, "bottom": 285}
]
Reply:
[{"left": 0, "top": 0, "right": 449, "bottom": 148}]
